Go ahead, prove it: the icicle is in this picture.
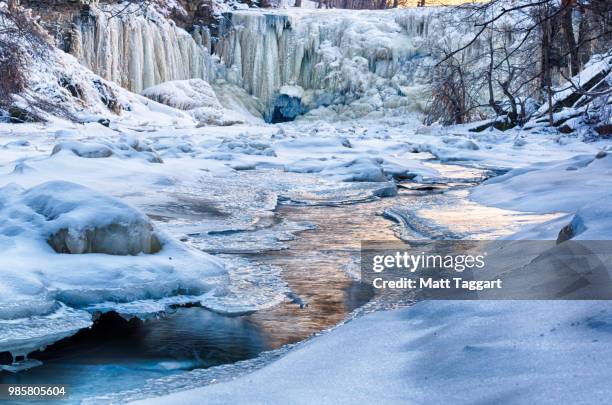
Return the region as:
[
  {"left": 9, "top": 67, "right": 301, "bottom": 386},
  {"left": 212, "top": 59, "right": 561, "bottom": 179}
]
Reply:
[
  {"left": 73, "top": 5, "right": 216, "bottom": 93},
  {"left": 214, "top": 9, "right": 443, "bottom": 114}
]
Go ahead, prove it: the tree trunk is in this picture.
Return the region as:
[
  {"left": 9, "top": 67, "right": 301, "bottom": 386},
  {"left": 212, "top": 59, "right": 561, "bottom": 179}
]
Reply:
[
  {"left": 487, "top": 32, "right": 505, "bottom": 117},
  {"left": 501, "top": 81, "right": 518, "bottom": 124},
  {"left": 561, "top": 0, "right": 580, "bottom": 76},
  {"left": 295, "top": 0, "right": 302, "bottom": 6},
  {"left": 542, "top": 9, "right": 554, "bottom": 126}
]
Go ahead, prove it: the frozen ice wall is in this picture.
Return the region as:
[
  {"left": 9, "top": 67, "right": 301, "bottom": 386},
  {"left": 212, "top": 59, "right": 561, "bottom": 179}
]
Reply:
[
  {"left": 214, "top": 8, "right": 443, "bottom": 120},
  {"left": 67, "top": 5, "right": 482, "bottom": 121},
  {"left": 72, "top": 4, "right": 216, "bottom": 93}
]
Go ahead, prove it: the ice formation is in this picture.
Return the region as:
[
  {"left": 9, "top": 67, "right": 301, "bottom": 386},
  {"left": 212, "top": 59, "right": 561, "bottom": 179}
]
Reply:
[
  {"left": 0, "top": 181, "right": 226, "bottom": 357},
  {"left": 142, "top": 79, "right": 248, "bottom": 125},
  {"left": 215, "top": 8, "right": 443, "bottom": 120},
  {"left": 72, "top": 4, "right": 216, "bottom": 93},
  {"left": 65, "top": 6, "right": 465, "bottom": 122}
]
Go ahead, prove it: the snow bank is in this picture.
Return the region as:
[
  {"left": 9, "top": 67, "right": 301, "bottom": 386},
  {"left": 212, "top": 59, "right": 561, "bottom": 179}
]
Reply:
[
  {"left": 472, "top": 152, "right": 612, "bottom": 214},
  {"left": 134, "top": 301, "right": 612, "bottom": 405},
  {"left": 142, "top": 79, "right": 247, "bottom": 126},
  {"left": 0, "top": 181, "right": 226, "bottom": 356}
]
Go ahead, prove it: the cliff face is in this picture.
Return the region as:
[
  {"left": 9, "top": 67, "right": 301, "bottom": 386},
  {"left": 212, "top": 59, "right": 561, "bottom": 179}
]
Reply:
[
  {"left": 20, "top": 0, "right": 232, "bottom": 61},
  {"left": 21, "top": 0, "right": 222, "bottom": 30},
  {"left": 20, "top": 0, "right": 89, "bottom": 52}
]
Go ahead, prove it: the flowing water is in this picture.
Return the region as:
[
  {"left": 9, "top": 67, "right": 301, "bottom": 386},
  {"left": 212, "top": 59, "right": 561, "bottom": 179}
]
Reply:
[{"left": 0, "top": 163, "right": 559, "bottom": 403}]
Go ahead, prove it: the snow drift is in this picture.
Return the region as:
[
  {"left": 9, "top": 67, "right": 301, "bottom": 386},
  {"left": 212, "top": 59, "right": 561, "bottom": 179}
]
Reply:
[
  {"left": 133, "top": 301, "right": 612, "bottom": 405},
  {"left": 0, "top": 181, "right": 226, "bottom": 358},
  {"left": 142, "top": 79, "right": 249, "bottom": 125}
]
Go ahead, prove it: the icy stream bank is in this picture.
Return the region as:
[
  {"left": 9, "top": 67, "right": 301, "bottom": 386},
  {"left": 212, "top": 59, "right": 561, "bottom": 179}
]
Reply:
[{"left": 75, "top": 163, "right": 562, "bottom": 404}]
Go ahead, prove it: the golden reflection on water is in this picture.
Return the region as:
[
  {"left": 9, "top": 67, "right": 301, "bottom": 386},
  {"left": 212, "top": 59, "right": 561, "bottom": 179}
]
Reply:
[
  {"left": 416, "top": 189, "right": 563, "bottom": 239},
  {"left": 242, "top": 163, "right": 562, "bottom": 349},
  {"left": 246, "top": 200, "right": 398, "bottom": 348}
]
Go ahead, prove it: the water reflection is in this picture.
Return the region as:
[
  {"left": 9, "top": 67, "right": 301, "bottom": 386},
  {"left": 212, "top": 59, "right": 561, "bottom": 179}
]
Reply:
[{"left": 0, "top": 309, "right": 269, "bottom": 403}]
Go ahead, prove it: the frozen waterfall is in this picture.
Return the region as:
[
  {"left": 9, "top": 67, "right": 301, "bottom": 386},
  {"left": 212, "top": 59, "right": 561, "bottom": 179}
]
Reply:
[
  {"left": 66, "top": 6, "right": 483, "bottom": 122},
  {"left": 71, "top": 5, "right": 216, "bottom": 93},
  {"left": 214, "top": 8, "right": 446, "bottom": 121}
]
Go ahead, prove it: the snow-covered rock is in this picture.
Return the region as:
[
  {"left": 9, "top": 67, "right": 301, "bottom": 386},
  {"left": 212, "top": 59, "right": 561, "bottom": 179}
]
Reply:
[
  {"left": 0, "top": 181, "right": 227, "bottom": 356},
  {"left": 23, "top": 181, "right": 162, "bottom": 255},
  {"left": 51, "top": 140, "right": 163, "bottom": 163},
  {"left": 142, "top": 79, "right": 223, "bottom": 111},
  {"left": 142, "top": 79, "right": 247, "bottom": 126},
  {"left": 51, "top": 141, "right": 115, "bottom": 159},
  {"left": 558, "top": 195, "right": 612, "bottom": 240}
]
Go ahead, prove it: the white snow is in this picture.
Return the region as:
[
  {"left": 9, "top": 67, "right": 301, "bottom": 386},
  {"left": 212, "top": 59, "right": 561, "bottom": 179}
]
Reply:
[
  {"left": 142, "top": 79, "right": 252, "bottom": 125},
  {"left": 134, "top": 301, "right": 612, "bottom": 405},
  {"left": 0, "top": 181, "right": 227, "bottom": 354},
  {"left": 471, "top": 150, "right": 612, "bottom": 240},
  {"left": 472, "top": 152, "right": 612, "bottom": 213}
]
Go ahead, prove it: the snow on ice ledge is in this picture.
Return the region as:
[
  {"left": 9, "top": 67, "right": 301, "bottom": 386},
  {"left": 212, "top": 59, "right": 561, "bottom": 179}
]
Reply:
[{"left": 0, "top": 181, "right": 229, "bottom": 360}]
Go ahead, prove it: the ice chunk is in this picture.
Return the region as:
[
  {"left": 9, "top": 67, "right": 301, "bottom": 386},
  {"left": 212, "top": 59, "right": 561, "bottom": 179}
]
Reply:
[{"left": 0, "top": 302, "right": 92, "bottom": 357}]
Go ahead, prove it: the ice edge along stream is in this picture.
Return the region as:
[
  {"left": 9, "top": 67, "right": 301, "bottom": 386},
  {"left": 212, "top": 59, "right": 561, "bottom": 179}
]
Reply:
[{"left": 0, "top": 161, "right": 561, "bottom": 404}]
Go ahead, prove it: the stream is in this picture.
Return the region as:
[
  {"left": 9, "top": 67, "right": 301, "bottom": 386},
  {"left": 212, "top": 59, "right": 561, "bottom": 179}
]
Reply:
[{"left": 0, "top": 162, "right": 559, "bottom": 403}]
